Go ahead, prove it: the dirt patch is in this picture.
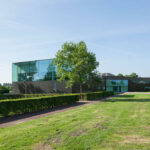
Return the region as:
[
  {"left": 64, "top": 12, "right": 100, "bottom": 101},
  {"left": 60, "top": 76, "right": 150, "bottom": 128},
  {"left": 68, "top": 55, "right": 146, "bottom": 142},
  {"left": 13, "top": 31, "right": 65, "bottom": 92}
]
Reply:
[
  {"left": 140, "top": 109, "right": 146, "bottom": 113},
  {"left": 70, "top": 129, "right": 88, "bottom": 137},
  {"left": 93, "top": 110, "right": 99, "bottom": 114},
  {"left": 143, "top": 126, "right": 150, "bottom": 130},
  {"left": 94, "top": 123, "right": 106, "bottom": 130},
  {"left": 51, "top": 138, "right": 61, "bottom": 144},
  {"left": 131, "top": 114, "right": 137, "bottom": 118},
  {"left": 33, "top": 142, "right": 53, "bottom": 150},
  {"left": 121, "top": 135, "right": 150, "bottom": 144},
  {"left": 96, "top": 116, "right": 104, "bottom": 119},
  {"left": 45, "top": 119, "right": 49, "bottom": 122},
  {"left": 93, "top": 122, "right": 107, "bottom": 130}
]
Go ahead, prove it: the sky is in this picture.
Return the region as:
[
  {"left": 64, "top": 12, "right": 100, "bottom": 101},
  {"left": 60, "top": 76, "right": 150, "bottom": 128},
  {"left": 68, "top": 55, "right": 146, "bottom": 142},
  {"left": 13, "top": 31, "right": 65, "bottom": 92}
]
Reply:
[{"left": 0, "top": 0, "right": 150, "bottom": 83}]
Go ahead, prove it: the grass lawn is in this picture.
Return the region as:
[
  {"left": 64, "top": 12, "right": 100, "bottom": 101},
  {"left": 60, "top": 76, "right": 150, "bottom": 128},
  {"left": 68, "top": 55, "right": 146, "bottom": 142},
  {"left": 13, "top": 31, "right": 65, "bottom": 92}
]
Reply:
[{"left": 1, "top": 93, "right": 150, "bottom": 150}]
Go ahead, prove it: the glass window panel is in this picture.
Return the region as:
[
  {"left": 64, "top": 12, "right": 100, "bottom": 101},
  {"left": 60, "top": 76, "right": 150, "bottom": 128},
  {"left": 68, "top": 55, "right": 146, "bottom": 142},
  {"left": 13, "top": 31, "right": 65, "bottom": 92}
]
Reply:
[
  {"left": 12, "top": 59, "right": 57, "bottom": 82},
  {"left": 38, "top": 60, "right": 52, "bottom": 73},
  {"left": 18, "top": 62, "right": 30, "bottom": 74},
  {"left": 12, "top": 64, "right": 18, "bottom": 82},
  {"left": 106, "top": 80, "right": 128, "bottom": 92},
  {"left": 29, "top": 61, "right": 38, "bottom": 73},
  {"left": 38, "top": 72, "right": 48, "bottom": 81}
]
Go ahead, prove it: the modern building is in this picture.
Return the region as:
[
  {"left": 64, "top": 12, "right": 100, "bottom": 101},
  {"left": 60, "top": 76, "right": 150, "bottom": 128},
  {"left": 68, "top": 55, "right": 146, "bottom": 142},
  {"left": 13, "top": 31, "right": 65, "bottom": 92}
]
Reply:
[
  {"left": 12, "top": 59, "right": 72, "bottom": 94},
  {"left": 12, "top": 59, "right": 99, "bottom": 94},
  {"left": 12, "top": 59, "right": 150, "bottom": 94},
  {"left": 103, "top": 75, "right": 150, "bottom": 92}
]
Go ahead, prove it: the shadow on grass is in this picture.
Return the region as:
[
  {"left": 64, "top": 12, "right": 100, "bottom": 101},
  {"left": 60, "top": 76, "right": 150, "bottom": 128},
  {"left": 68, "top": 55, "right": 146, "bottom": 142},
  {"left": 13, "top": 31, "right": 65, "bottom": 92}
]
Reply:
[
  {"left": 106, "top": 99, "right": 150, "bottom": 102},
  {"left": 0, "top": 102, "right": 87, "bottom": 126},
  {"left": 118, "top": 95, "right": 135, "bottom": 98}
]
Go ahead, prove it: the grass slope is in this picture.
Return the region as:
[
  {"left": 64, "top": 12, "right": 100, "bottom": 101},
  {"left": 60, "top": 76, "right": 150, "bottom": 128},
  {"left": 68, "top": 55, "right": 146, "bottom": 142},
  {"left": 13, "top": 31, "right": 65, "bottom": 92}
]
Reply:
[{"left": 1, "top": 94, "right": 150, "bottom": 150}]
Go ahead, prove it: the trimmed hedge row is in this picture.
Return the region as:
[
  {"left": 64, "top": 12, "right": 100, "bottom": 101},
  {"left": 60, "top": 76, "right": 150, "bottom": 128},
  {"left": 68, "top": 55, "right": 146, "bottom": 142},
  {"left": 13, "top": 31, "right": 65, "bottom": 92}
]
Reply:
[
  {"left": 0, "top": 94, "right": 80, "bottom": 117},
  {"left": 81, "top": 91, "right": 114, "bottom": 100},
  {"left": 0, "top": 91, "right": 114, "bottom": 101},
  {"left": 0, "top": 94, "right": 24, "bottom": 100},
  {"left": 0, "top": 94, "right": 58, "bottom": 100},
  {"left": 0, "top": 91, "right": 114, "bottom": 117}
]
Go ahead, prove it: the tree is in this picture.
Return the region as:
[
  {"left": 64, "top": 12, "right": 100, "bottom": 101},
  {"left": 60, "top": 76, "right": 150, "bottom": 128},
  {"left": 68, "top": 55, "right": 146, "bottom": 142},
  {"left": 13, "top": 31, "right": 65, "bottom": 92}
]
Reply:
[
  {"left": 117, "top": 73, "right": 124, "bottom": 77},
  {"left": 125, "top": 73, "right": 138, "bottom": 78},
  {"left": 53, "top": 41, "right": 99, "bottom": 94},
  {"left": 88, "top": 71, "right": 102, "bottom": 90}
]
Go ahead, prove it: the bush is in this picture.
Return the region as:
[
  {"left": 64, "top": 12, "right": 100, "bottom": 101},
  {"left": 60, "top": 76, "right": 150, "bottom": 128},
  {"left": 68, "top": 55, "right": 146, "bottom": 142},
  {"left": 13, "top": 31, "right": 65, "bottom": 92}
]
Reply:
[
  {"left": 0, "top": 89, "right": 9, "bottom": 94},
  {"left": 0, "top": 94, "right": 24, "bottom": 100},
  {"left": 0, "top": 91, "right": 114, "bottom": 117},
  {"left": 0, "top": 94, "right": 58, "bottom": 100},
  {"left": 0, "top": 91, "right": 114, "bottom": 101},
  {"left": 81, "top": 91, "right": 114, "bottom": 100},
  {"left": 0, "top": 94, "right": 79, "bottom": 117}
]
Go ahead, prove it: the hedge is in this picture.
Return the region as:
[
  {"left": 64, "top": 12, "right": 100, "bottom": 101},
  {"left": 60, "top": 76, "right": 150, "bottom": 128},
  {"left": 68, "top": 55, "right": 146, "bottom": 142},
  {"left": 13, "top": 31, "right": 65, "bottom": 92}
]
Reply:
[
  {"left": 0, "top": 89, "right": 9, "bottom": 94},
  {"left": 0, "top": 91, "right": 114, "bottom": 117},
  {"left": 81, "top": 91, "right": 114, "bottom": 100},
  {"left": 0, "top": 94, "right": 58, "bottom": 100},
  {"left": 0, "top": 94, "right": 80, "bottom": 117},
  {"left": 0, "top": 94, "right": 24, "bottom": 100},
  {"left": 0, "top": 91, "right": 114, "bottom": 101}
]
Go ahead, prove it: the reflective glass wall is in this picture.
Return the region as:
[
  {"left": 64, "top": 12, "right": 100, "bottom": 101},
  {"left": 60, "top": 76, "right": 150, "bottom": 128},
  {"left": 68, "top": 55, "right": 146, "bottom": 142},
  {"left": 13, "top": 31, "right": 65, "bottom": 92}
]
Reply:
[
  {"left": 12, "top": 59, "right": 57, "bottom": 82},
  {"left": 106, "top": 80, "right": 128, "bottom": 92}
]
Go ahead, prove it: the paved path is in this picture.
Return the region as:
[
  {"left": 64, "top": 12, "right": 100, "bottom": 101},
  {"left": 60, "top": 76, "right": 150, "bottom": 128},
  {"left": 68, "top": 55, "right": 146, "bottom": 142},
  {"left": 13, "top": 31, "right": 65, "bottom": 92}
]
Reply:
[
  {"left": 0, "top": 95, "right": 118, "bottom": 128},
  {"left": 125, "top": 92, "right": 150, "bottom": 94}
]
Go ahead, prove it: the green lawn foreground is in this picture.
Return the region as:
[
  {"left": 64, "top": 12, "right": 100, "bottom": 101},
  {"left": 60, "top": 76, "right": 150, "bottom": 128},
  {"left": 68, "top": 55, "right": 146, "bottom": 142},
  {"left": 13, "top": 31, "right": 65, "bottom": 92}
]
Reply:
[{"left": 1, "top": 94, "right": 150, "bottom": 150}]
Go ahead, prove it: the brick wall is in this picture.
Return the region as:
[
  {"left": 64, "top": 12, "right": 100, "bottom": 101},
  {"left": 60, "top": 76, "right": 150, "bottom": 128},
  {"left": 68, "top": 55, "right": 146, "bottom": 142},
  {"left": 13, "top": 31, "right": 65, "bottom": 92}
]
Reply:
[{"left": 12, "top": 81, "right": 72, "bottom": 94}]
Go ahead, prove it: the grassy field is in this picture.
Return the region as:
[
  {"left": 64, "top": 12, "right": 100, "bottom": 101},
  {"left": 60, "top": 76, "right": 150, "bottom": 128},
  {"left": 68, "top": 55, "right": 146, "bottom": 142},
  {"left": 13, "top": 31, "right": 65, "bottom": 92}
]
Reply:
[{"left": 1, "top": 93, "right": 150, "bottom": 150}]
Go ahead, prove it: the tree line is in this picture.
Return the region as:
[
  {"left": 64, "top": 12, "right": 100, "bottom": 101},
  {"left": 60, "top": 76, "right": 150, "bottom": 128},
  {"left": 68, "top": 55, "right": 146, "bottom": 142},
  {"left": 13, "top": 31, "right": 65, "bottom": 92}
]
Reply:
[{"left": 117, "top": 73, "right": 139, "bottom": 78}]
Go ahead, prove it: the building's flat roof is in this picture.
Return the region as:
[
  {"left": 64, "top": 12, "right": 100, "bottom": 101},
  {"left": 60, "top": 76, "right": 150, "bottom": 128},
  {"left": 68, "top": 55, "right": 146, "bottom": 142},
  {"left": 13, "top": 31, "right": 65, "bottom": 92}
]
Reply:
[
  {"left": 13, "top": 58, "right": 54, "bottom": 64},
  {"left": 104, "top": 76, "right": 150, "bottom": 80}
]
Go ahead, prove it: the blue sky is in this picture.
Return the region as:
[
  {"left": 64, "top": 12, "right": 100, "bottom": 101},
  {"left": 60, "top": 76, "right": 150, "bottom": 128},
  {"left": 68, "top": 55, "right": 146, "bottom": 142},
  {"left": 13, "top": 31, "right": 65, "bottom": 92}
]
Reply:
[{"left": 0, "top": 0, "right": 150, "bottom": 83}]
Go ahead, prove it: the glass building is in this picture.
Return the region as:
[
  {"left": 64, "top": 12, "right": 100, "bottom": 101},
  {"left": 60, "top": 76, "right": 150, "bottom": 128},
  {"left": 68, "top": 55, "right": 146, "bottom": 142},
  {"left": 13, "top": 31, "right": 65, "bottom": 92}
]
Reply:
[
  {"left": 12, "top": 59, "right": 57, "bottom": 82},
  {"left": 106, "top": 80, "right": 128, "bottom": 92}
]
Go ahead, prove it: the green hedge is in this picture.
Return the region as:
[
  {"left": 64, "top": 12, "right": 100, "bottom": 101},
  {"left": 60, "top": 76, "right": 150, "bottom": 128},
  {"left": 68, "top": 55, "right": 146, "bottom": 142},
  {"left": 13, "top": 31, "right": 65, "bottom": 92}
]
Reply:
[
  {"left": 0, "top": 91, "right": 114, "bottom": 117},
  {"left": 0, "top": 94, "right": 58, "bottom": 100},
  {"left": 0, "top": 94, "right": 79, "bottom": 117},
  {"left": 0, "top": 89, "right": 9, "bottom": 94},
  {"left": 0, "top": 91, "right": 114, "bottom": 101},
  {"left": 0, "top": 94, "right": 24, "bottom": 100},
  {"left": 81, "top": 91, "right": 114, "bottom": 100}
]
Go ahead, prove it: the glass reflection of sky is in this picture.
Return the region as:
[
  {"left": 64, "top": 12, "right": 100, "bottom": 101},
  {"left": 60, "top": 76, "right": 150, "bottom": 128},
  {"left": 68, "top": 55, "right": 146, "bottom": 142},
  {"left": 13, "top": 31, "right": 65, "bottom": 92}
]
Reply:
[
  {"left": 106, "top": 80, "right": 128, "bottom": 86},
  {"left": 12, "top": 59, "right": 57, "bottom": 82}
]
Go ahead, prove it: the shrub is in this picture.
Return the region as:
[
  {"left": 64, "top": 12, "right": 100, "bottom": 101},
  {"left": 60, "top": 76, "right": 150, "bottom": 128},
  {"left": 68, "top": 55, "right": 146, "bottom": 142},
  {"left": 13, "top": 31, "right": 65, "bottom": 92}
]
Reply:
[
  {"left": 0, "top": 94, "right": 79, "bottom": 117},
  {"left": 81, "top": 91, "right": 114, "bottom": 100},
  {"left": 0, "top": 89, "right": 9, "bottom": 94},
  {"left": 0, "top": 94, "right": 58, "bottom": 100},
  {"left": 0, "top": 92, "right": 114, "bottom": 101},
  {"left": 0, "top": 91, "right": 114, "bottom": 117},
  {"left": 0, "top": 94, "right": 24, "bottom": 100}
]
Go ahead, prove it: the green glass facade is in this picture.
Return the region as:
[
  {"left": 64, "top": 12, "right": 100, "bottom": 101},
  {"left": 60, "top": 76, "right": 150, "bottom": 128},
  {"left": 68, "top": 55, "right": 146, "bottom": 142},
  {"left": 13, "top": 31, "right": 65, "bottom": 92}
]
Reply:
[
  {"left": 106, "top": 80, "right": 128, "bottom": 92},
  {"left": 12, "top": 59, "right": 57, "bottom": 82}
]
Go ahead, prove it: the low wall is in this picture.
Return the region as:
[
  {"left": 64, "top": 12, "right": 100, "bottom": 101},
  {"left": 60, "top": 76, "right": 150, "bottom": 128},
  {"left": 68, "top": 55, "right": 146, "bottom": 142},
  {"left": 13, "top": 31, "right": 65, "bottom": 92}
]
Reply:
[{"left": 12, "top": 81, "right": 72, "bottom": 94}]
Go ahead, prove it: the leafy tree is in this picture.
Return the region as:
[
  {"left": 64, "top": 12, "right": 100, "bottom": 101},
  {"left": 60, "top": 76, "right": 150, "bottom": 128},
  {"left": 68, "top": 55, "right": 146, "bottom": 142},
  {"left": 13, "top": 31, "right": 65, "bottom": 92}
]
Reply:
[
  {"left": 125, "top": 73, "right": 138, "bottom": 78},
  {"left": 88, "top": 71, "right": 102, "bottom": 90},
  {"left": 53, "top": 41, "right": 99, "bottom": 94},
  {"left": 117, "top": 73, "right": 124, "bottom": 77}
]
